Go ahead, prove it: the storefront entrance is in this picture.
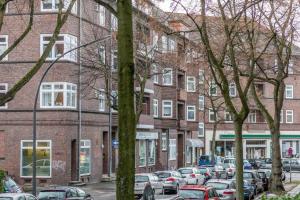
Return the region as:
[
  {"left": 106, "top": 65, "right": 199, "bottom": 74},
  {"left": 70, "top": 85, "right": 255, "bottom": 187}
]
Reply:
[{"left": 246, "top": 140, "right": 266, "bottom": 159}]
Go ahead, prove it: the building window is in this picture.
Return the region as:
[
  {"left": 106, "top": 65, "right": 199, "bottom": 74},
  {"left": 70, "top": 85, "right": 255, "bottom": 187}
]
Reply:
[
  {"left": 40, "top": 82, "right": 77, "bottom": 109},
  {"left": 248, "top": 111, "right": 256, "bottom": 123},
  {"left": 161, "top": 35, "right": 168, "bottom": 52},
  {"left": 187, "top": 105, "right": 196, "bottom": 121},
  {"left": 199, "top": 70, "right": 204, "bottom": 84},
  {"left": 111, "top": 14, "right": 118, "bottom": 31},
  {"left": 280, "top": 110, "right": 283, "bottom": 123},
  {"left": 152, "top": 64, "right": 159, "bottom": 84},
  {"left": 286, "top": 110, "right": 293, "bottom": 123},
  {"left": 229, "top": 82, "right": 236, "bottom": 97},
  {"left": 98, "top": 90, "right": 105, "bottom": 112},
  {"left": 198, "top": 123, "right": 204, "bottom": 137},
  {"left": 285, "top": 85, "right": 293, "bottom": 99},
  {"left": 288, "top": 60, "right": 293, "bottom": 74},
  {"left": 0, "top": 35, "right": 8, "bottom": 61},
  {"left": 111, "top": 50, "right": 118, "bottom": 71},
  {"left": 168, "top": 38, "right": 176, "bottom": 52},
  {"left": 186, "top": 146, "right": 192, "bottom": 163},
  {"left": 21, "top": 140, "right": 51, "bottom": 177},
  {"left": 161, "top": 133, "right": 167, "bottom": 151},
  {"left": 41, "top": 0, "right": 77, "bottom": 14},
  {"left": 98, "top": 5, "right": 106, "bottom": 26},
  {"left": 98, "top": 45, "right": 105, "bottom": 64},
  {"left": 148, "top": 140, "right": 156, "bottom": 166},
  {"left": 0, "top": 83, "right": 8, "bottom": 109},
  {"left": 162, "top": 100, "right": 172, "bottom": 118},
  {"left": 139, "top": 140, "right": 146, "bottom": 166},
  {"left": 162, "top": 68, "right": 173, "bottom": 86},
  {"left": 224, "top": 110, "right": 233, "bottom": 122},
  {"left": 169, "top": 139, "right": 176, "bottom": 160},
  {"left": 209, "top": 109, "right": 217, "bottom": 122},
  {"left": 41, "top": 34, "right": 77, "bottom": 61},
  {"left": 186, "top": 76, "right": 196, "bottom": 92},
  {"left": 209, "top": 81, "right": 217, "bottom": 96},
  {"left": 153, "top": 99, "right": 158, "bottom": 118},
  {"left": 199, "top": 95, "right": 204, "bottom": 111},
  {"left": 80, "top": 140, "right": 91, "bottom": 175}
]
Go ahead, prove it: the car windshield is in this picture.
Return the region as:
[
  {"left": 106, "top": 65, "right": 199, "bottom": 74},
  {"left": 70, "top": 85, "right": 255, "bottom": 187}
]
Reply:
[
  {"left": 38, "top": 191, "right": 65, "bottom": 200},
  {"left": 0, "top": 198, "right": 13, "bottom": 200},
  {"left": 224, "top": 159, "right": 235, "bottom": 164},
  {"left": 258, "top": 172, "right": 266, "bottom": 178},
  {"left": 135, "top": 175, "right": 149, "bottom": 183},
  {"left": 199, "top": 168, "right": 207, "bottom": 174},
  {"left": 243, "top": 172, "right": 253, "bottom": 179},
  {"left": 155, "top": 172, "right": 171, "bottom": 178},
  {"left": 179, "top": 189, "right": 205, "bottom": 199},
  {"left": 178, "top": 169, "right": 193, "bottom": 174},
  {"left": 206, "top": 182, "right": 229, "bottom": 190}
]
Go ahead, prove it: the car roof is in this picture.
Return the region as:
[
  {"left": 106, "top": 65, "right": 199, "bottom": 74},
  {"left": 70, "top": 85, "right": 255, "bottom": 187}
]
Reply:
[
  {"left": 178, "top": 167, "right": 196, "bottom": 170},
  {"left": 180, "top": 185, "right": 212, "bottom": 190},
  {"left": 0, "top": 193, "right": 32, "bottom": 197},
  {"left": 135, "top": 173, "right": 154, "bottom": 176},
  {"left": 40, "top": 186, "right": 78, "bottom": 192},
  {"left": 155, "top": 171, "right": 174, "bottom": 173},
  {"left": 207, "top": 179, "right": 233, "bottom": 184}
]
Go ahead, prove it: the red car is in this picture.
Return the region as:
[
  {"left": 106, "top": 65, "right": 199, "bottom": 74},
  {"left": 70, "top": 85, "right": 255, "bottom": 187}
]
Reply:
[{"left": 175, "top": 185, "right": 220, "bottom": 200}]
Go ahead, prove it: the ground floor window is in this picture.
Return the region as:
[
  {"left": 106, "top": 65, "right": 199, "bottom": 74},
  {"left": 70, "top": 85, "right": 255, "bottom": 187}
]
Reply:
[
  {"left": 80, "top": 140, "right": 91, "bottom": 175},
  {"left": 169, "top": 139, "right": 177, "bottom": 160},
  {"left": 139, "top": 140, "right": 146, "bottom": 166},
  {"left": 210, "top": 141, "right": 235, "bottom": 157},
  {"left": 186, "top": 146, "right": 192, "bottom": 164},
  {"left": 148, "top": 140, "right": 156, "bottom": 166},
  {"left": 282, "top": 140, "right": 300, "bottom": 158},
  {"left": 21, "top": 140, "right": 51, "bottom": 177},
  {"left": 139, "top": 140, "right": 156, "bottom": 166}
]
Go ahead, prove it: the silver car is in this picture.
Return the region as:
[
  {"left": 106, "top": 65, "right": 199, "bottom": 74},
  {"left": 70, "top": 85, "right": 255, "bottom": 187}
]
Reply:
[
  {"left": 205, "top": 179, "right": 236, "bottom": 200},
  {"left": 178, "top": 167, "right": 205, "bottom": 185},
  {"left": 0, "top": 193, "right": 36, "bottom": 200},
  {"left": 134, "top": 173, "right": 163, "bottom": 199},
  {"left": 154, "top": 171, "right": 186, "bottom": 194}
]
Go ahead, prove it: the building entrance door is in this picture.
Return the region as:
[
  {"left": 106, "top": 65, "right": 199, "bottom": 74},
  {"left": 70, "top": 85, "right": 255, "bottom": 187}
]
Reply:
[{"left": 246, "top": 140, "right": 267, "bottom": 159}]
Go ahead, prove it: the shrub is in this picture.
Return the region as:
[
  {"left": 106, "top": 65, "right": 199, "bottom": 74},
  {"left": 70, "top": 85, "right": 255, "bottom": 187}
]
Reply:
[{"left": 261, "top": 194, "right": 300, "bottom": 200}]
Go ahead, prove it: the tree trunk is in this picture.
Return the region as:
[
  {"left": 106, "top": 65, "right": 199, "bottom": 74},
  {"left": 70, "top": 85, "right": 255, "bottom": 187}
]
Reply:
[
  {"left": 234, "top": 123, "right": 244, "bottom": 200},
  {"left": 211, "top": 122, "right": 218, "bottom": 166},
  {"left": 116, "top": 0, "right": 136, "bottom": 200},
  {"left": 270, "top": 128, "right": 285, "bottom": 193}
]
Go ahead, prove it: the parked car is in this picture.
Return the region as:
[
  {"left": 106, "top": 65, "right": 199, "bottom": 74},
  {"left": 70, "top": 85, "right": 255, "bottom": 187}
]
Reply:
[
  {"left": 223, "top": 158, "right": 235, "bottom": 165},
  {"left": 259, "top": 159, "right": 272, "bottom": 169},
  {"left": 234, "top": 170, "right": 264, "bottom": 195},
  {"left": 283, "top": 158, "right": 300, "bottom": 171},
  {"left": 134, "top": 173, "right": 163, "bottom": 199},
  {"left": 244, "top": 160, "right": 253, "bottom": 170},
  {"left": 2, "top": 176, "right": 22, "bottom": 193},
  {"left": 224, "top": 163, "right": 236, "bottom": 178},
  {"left": 230, "top": 180, "right": 255, "bottom": 200},
  {"left": 154, "top": 171, "right": 186, "bottom": 194},
  {"left": 248, "top": 159, "right": 261, "bottom": 169},
  {"left": 0, "top": 193, "right": 36, "bottom": 200},
  {"left": 205, "top": 179, "right": 236, "bottom": 200},
  {"left": 175, "top": 185, "right": 220, "bottom": 200},
  {"left": 199, "top": 167, "right": 213, "bottom": 182},
  {"left": 199, "top": 155, "right": 214, "bottom": 166},
  {"left": 38, "top": 187, "right": 92, "bottom": 200},
  {"left": 178, "top": 167, "right": 205, "bottom": 185},
  {"left": 257, "top": 170, "right": 269, "bottom": 191}
]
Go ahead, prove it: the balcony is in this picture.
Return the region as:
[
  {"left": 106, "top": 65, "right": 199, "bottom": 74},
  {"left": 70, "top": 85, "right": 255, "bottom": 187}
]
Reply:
[
  {"left": 177, "top": 89, "right": 187, "bottom": 101},
  {"left": 177, "top": 120, "right": 187, "bottom": 129}
]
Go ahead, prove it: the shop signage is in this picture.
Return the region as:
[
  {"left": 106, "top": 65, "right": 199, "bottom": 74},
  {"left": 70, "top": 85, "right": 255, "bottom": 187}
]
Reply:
[{"left": 136, "top": 132, "right": 158, "bottom": 140}]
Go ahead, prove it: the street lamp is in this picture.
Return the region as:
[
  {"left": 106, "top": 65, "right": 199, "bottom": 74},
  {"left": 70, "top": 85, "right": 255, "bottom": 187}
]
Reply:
[{"left": 32, "top": 35, "right": 111, "bottom": 196}]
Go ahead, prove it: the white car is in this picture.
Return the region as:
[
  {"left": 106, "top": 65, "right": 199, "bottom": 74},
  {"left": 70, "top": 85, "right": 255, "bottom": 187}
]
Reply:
[
  {"left": 0, "top": 193, "right": 36, "bottom": 200},
  {"left": 178, "top": 167, "right": 205, "bottom": 185},
  {"left": 224, "top": 163, "right": 236, "bottom": 177},
  {"left": 134, "top": 173, "right": 164, "bottom": 199}
]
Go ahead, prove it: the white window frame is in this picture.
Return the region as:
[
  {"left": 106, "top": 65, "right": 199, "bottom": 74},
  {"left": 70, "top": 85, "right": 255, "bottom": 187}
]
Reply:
[
  {"left": 169, "top": 139, "right": 177, "bottom": 160},
  {"left": 162, "top": 68, "right": 173, "bottom": 86},
  {"left": 111, "top": 50, "right": 118, "bottom": 71},
  {"left": 0, "top": 35, "right": 8, "bottom": 61},
  {"left": 199, "top": 70, "right": 204, "bottom": 84},
  {"left": 168, "top": 38, "right": 176, "bottom": 52},
  {"left": 148, "top": 140, "right": 156, "bottom": 166},
  {"left": 199, "top": 95, "right": 204, "bottom": 111},
  {"left": 41, "top": 0, "right": 77, "bottom": 14},
  {"left": 209, "top": 81, "right": 217, "bottom": 96},
  {"left": 162, "top": 100, "right": 172, "bottom": 118},
  {"left": 98, "top": 89, "right": 106, "bottom": 112},
  {"left": 0, "top": 83, "right": 8, "bottom": 109},
  {"left": 186, "top": 76, "right": 196, "bottom": 92},
  {"left": 288, "top": 60, "right": 293, "bottom": 74},
  {"left": 248, "top": 111, "right": 257, "bottom": 123},
  {"left": 40, "top": 34, "right": 77, "bottom": 62},
  {"left": 286, "top": 110, "right": 294, "bottom": 124},
  {"left": 40, "top": 82, "right": 77, "bottom": 109},
  {"left": 20, "top": 140, "right": 52, "bottom": 178},
  {"left": 153, "top": 99, "right": 158, "bottom": 118},
  {"left": 111, "top": 14, "right": 118, "bottom": 31},
  {"left": 98, "top": 4, "right": 106, "bottom": 26},
  {"left": 285, "top": 85, "right": 294, "bottom": 99},
  {"left": 186, "top": 105, "right": 196, "bottom": 121},
  {"left": 98, "top": 45, "right": 106, "bottom": 64},
  {"left": 209, "top": 109, "right": 217, "bottom": 122},
  {"left": 198, "top": 122, "right": 204, "bottom": 137},
  {"left": 229, "top": 82, "right": 236, "bottom": 97},
  {"left": 161, "top": 133, "right": 167, "bottom": 151},
  {"left": 80, "top": 140, "right": 91, "bottom": 176},
  {"left": 161, "top": 35, "right": 168, "bottom": 52},
  {"left": 139, "top": 140, "right": 146, "bottom": 167},
  {"left": 224, "top": 110, "right": 233, "bottom": 123},
  {"left": 152, "top": 64, "right": 159, "bottom": 84}
]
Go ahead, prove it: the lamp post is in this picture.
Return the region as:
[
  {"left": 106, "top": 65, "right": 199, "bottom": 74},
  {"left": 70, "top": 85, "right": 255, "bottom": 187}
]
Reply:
[{"left": 32, "top": 35, "right": 111, "bottom": 196}]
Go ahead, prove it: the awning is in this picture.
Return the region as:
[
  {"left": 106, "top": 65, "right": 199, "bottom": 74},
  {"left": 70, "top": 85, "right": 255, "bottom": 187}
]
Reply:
[{"left": 186, "top": 139, "right": 204, "bottom": 148}]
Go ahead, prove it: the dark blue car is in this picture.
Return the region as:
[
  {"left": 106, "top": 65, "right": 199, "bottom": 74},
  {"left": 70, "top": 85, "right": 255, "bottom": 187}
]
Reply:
[
  {"left": 244, "top": 160, "right": 253, "bottom": 170},
  {"left": 243, "top": 180, "right": 255, "bottom": 200}
]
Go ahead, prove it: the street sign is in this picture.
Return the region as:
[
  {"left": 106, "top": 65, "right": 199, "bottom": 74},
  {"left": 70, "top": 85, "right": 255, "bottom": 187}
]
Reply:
[
  {"left": 112, "top": 140, "right": 119, "bottom": 149},
  {"left": 288, "top": 147, "right": 293, "bottom": 157}
]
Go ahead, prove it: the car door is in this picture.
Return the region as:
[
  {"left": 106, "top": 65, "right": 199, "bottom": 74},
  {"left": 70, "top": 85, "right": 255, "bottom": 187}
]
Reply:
[
  {"left": 66, "top": 188, "right": 80, "bottom": 200},
  {"left": 174, "top": 171, "right": 185, "bottom": 186},
  {"left": 25, "top": 194, "right": 37, "bottom": 200},
  {"left": 151, "top": 175, "right": 162, "bottom": 194},
  {"left": 208, "top": 188, "right": 219, "bottom": 200}
]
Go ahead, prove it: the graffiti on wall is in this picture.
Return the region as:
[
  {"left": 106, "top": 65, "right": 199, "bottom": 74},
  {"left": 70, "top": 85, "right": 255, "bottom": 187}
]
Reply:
[{"left": 52, "top": 160, "right": 66, "bottom": 172}]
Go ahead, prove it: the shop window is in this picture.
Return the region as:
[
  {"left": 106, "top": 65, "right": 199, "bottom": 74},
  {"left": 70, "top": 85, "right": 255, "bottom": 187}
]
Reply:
[
  {"left": 21, "top": 140, "right": 51, "bottom": 177},
  {"left": 169, "top": 139, "right": 177, "bottom": 160},
  {"left": 139, "top": 140, "right": 146, "bottom": 166},
  {"left": 80, "top": 140, "right": 91, "bottom": 175},
  {"left": 148, "top": 140, "right": 156, "bottom": 166},
  {"left": 40, "top": 82, "right": 77, "bottom": 109}
]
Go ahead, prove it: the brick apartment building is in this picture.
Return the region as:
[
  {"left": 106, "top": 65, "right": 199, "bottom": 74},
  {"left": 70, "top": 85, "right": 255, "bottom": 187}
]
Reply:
[{"left": 0, "top": 0, "right": 205, "bottom": 186}]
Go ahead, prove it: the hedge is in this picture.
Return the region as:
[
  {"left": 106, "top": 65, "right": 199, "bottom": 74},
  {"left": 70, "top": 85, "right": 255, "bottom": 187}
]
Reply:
[
  {"left": 0, "top": 169, "right": 5, "bottom": 193},
  {"left": 261, "top": 195, "right": 300, "bottom": 200}
]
